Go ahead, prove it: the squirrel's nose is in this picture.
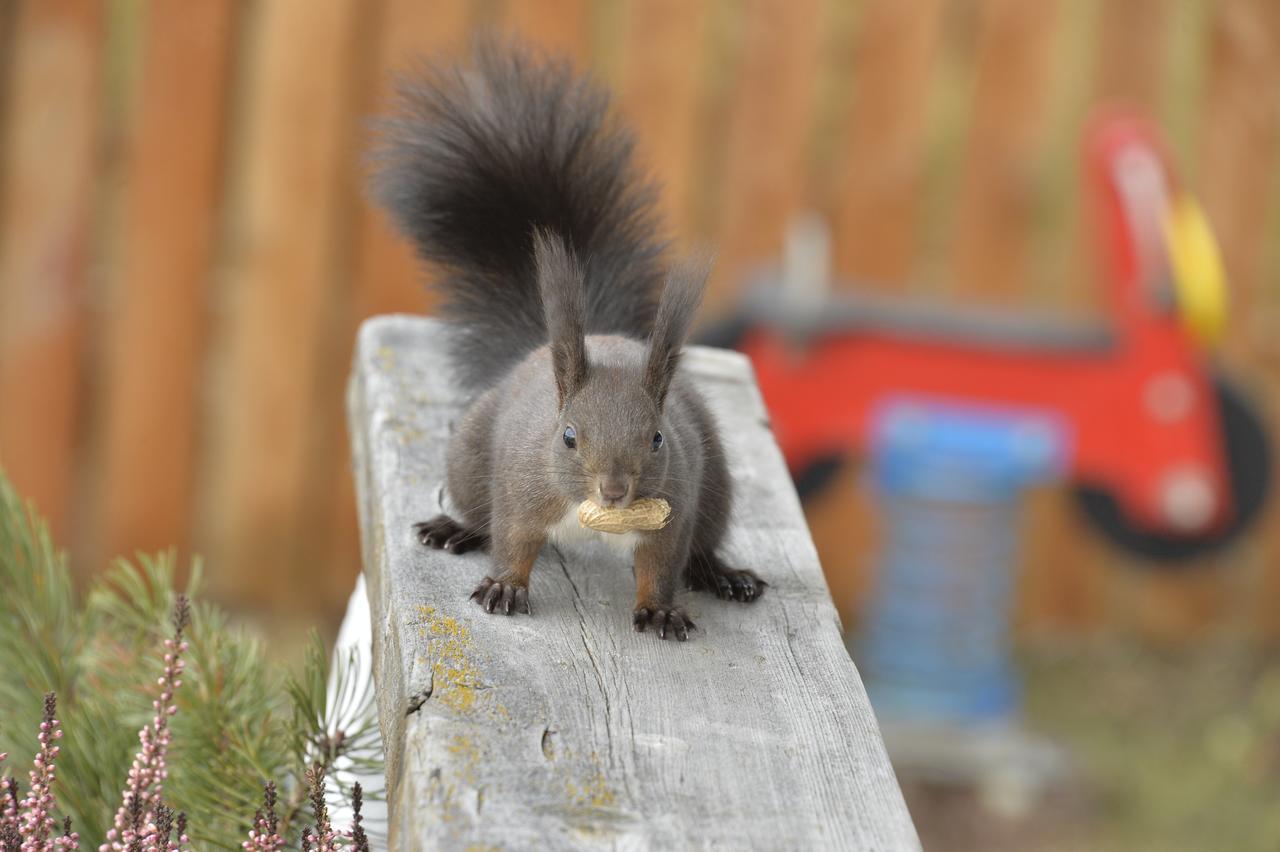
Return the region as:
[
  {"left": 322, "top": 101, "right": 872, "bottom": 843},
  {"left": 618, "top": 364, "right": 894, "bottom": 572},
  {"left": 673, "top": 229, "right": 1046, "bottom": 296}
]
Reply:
[{"left": 598, "top": 476, "right": 631, "bottom": 506}]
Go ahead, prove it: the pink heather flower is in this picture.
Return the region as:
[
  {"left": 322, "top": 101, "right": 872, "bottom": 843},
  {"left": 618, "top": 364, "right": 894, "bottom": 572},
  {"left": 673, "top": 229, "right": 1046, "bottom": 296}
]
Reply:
[
  {"left": 138, "top": 801, "right": 187, "bottom": 852},
  {"left": 348, "top": 782, "right": 369, "bottom": 852},
  {"left": 304, "top": 767, "right": 339, "bottom": 852},
  {"left": 102, "top": 596, "right": 190, "bottom": 852},
  {"left": 2, "top": 758, "right": 20, "bottom": 850},
  {"left": 173, "top": 812, "right": 189, "bottom": 851},
  {"left": 1, "top": 755, "right": 16, "bottom": 832},
  {"left": 241, "top": 782, "right": 282, "bottom": 852},
  {"left": 53, "top": 815, "right": 80, "bottom": 850},
  {"left": 18, "top": 693, "right": 72, "bottom": 850}
]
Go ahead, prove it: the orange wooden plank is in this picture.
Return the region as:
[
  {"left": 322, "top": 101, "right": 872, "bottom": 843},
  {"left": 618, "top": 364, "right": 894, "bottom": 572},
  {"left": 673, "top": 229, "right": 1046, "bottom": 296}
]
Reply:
[
  {"left": 1197, "top": 0, "right": 1280, "bottom": 334},
  {"left": 1088, "top": 1, "right": 1232, "bottom": 640},
  {"left": 710, "top": 0, "right": 825, "bottom": 310},
  {"left": 500, "top": 0, "right": 591, "bottom": 65},
  {"left": 92, "top": 0, "right": 237, "bottom": 569},
  {"left": 350, "top": 8, "right": 478, "bottom": 343},
  {"left": 205, "top": 0, "right": 362, "bottom": 611},
  {"left": 617, "top": 0, "right": 712, "bottom": 245},
  {"left": 318, "top": 0, "right": 478, "bottom": 616},
  {"left": 1016, "top": 1, "right": 1175, "bottom": 636},
  {"left": 1091, "top": 0, "right": 1172, "bottom": 109},
  {"left": 1108, "top": 2, "right": 1276, "bottom": 641},
  {"left": 829, "top": 0, "right": 944, "bottom": 289},
  {"left": 1190, "top": 0, "right": 1280, "bottom": 639},
  {"left": 0, "top": 0, "right": 103, "bottom": 545},
  {"left": 933, "top": 0, "right": 1088, "bottom": 636},
  {"left": 352, "top": 0, "right": 474, "bottom": 321},
  {"left": 947, "top": 0, "right": 1061, "bottom": 303}
]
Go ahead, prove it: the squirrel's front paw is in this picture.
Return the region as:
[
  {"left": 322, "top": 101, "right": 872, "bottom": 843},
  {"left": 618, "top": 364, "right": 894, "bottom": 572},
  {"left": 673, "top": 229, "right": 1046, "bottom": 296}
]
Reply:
[
  {"left": 470, "top": 577, "right": 531, "bottom": 615},
  {"left": 632, "top": 606, "right": 696, "bottom": 642}
]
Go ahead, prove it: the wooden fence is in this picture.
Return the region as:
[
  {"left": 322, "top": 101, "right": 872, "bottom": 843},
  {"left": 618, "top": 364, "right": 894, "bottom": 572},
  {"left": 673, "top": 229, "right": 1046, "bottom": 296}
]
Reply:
[{"left": 1, "top": 0, "right": 1278, "bottom": 639}]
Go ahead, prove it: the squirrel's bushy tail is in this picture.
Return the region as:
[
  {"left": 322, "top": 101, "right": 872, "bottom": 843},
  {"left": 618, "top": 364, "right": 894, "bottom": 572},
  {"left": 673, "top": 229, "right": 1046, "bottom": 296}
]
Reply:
[{"left": 373, "top": 41, "right": 666, "bottom": 389}]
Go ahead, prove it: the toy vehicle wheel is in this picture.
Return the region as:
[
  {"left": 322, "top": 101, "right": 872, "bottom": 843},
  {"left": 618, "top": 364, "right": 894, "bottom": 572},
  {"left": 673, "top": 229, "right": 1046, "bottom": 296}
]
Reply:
[{"left": 1074, "top": 376, "right": 1271, "bottom": 565}]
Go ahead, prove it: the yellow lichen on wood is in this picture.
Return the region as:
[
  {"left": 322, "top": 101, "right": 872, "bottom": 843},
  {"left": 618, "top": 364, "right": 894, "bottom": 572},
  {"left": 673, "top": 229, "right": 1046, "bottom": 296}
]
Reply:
[
  {"left": 566, "top": 769, "right": 617, "bottom": 810},
  {"left": 417, "top": 605, "right": 483, "bottom": 713}
]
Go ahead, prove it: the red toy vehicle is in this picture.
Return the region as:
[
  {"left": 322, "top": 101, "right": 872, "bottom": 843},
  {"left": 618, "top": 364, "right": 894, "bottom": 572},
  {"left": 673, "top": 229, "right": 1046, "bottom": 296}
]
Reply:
[{"left": 711, "top": 115, "right": 1270, "bottom": 562}]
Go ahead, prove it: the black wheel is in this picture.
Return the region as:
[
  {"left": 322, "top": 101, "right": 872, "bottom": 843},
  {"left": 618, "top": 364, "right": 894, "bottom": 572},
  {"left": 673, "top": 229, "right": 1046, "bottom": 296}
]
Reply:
[
  {"left": 793, "top": 454, "right": 847, "bottom": 501},
  {"left": 1074, "top": 376, "right": 1271, "bottom": 564},
  {"left": 696, "top": 315, "right": 850, "bottom": 502}
]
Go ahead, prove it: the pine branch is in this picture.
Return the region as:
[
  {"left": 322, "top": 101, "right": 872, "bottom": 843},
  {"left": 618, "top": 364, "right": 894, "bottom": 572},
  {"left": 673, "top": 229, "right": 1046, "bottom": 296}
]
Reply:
[{"left": 0, "top": 468, "right": 385, "bottom": 849}]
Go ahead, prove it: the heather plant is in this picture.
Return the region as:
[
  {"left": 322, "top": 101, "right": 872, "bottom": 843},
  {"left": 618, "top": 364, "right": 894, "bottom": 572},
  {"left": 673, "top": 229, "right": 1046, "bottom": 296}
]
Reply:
[{"left": 0, "top": 471, "right": 382, "bottom": 849}]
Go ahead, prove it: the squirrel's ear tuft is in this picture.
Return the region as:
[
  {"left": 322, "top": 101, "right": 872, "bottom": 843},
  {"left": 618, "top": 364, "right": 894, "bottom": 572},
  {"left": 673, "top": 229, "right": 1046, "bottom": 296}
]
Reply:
[
  {"left": 535, "top": 228, "right": 589, "bottom": 409},
  {"left": 643, "top": 254, "right": 711, "bottom": 409}
]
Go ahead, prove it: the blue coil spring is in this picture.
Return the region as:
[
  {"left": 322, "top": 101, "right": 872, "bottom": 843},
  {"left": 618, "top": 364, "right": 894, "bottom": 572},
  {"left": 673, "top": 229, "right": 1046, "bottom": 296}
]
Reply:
[{"left": 855, "top": 400, "right": 1067, "bottom": 724}]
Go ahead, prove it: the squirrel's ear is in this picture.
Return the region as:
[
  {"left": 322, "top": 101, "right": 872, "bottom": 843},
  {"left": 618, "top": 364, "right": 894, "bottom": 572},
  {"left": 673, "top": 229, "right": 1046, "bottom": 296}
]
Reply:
[
  {"left": 643, "top": 254, "right": 711, "bottom": 409},
  {"left": 535, "top": 228, "right": 588, "bottom": 409}
]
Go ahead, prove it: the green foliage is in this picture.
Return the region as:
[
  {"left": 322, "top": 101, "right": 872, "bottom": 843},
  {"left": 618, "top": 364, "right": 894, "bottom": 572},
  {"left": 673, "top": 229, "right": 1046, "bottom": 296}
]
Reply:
[{"left": 0, "top": 472, "right": 381, "bottom": 849}]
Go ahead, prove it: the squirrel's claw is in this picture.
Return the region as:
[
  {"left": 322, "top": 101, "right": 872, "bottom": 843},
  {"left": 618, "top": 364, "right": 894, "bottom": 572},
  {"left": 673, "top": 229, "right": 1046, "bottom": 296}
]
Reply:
[
  {"left": 470, "top": 577, "right": 531, "bottom": 616},
  {"left": 633, "top": 606, "right": 695, "bottom": 642}
]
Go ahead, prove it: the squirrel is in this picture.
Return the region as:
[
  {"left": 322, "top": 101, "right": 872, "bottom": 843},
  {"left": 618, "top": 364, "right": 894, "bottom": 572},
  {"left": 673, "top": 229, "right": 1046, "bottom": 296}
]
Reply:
[{"left": 373, "top": 42, "right": 765, "bottom": 641}]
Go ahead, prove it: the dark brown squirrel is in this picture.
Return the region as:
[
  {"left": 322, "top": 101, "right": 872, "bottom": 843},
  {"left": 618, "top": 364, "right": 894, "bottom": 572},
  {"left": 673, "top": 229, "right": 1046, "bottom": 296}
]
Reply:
[{"left": 373, "top": 42, "right": 765, "bottom": 641}]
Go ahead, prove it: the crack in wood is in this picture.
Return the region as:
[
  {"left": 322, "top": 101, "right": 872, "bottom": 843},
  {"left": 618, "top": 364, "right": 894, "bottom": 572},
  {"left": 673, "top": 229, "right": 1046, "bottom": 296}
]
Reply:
[
  {"left": 406, "top": 668, "right": 434, "bottom": 716},
  {"left": 541, "top": 727, "right": 557, "bottom": 761},
  {"left": 555, "top": 547, "right": 620, "bottom": 774}
]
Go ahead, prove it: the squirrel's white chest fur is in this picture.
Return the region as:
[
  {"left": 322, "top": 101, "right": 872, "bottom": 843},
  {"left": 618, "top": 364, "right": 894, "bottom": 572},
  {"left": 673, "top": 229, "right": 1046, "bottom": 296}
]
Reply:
[{"left": 545, "top": 505, "right": 640, "bottom": 556}]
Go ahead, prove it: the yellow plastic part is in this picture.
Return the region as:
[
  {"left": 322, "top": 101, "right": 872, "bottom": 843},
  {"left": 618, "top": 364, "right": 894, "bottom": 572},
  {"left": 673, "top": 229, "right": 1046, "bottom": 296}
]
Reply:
[{"left": 1164, "top": 195, "right": 1228, "bottom": 348}]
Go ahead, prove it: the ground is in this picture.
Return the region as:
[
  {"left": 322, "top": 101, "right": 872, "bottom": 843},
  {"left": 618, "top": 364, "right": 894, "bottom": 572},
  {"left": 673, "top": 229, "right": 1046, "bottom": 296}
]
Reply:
[{"left": 902, "top": 640, "right": 1280, "bottom": 852}]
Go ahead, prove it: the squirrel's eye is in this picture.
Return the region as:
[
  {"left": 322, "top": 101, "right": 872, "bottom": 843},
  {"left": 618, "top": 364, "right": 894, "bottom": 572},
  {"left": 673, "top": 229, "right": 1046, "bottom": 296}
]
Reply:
[
  {"left": 563, "top": 425, "right": 577, "bottom": 449},
  {"left": 651, "top": 431, "right": 664, "bottom": 452}
]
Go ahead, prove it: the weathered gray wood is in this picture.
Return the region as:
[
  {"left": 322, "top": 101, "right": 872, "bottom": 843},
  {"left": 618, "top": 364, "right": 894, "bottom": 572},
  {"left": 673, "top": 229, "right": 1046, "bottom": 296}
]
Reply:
[{"left": 349, "top": 315, "right": 920, "bottom": 851}]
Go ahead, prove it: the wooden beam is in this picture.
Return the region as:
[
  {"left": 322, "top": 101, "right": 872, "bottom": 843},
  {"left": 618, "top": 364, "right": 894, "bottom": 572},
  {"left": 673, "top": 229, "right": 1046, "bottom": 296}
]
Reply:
[{"left": 348, "top": 315, "right": 920, "bottom": 849}]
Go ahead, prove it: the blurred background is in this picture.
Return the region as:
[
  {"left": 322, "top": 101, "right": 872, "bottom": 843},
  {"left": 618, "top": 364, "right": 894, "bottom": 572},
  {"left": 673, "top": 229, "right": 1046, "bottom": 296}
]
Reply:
[{"left": 2, "top": 0, "right": 1279, "bottom": 848}]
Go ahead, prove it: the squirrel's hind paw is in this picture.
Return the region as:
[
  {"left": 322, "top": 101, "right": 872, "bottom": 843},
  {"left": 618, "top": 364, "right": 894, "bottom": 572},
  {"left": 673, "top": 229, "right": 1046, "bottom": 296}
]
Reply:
[
  {"left": 633, "top": 606, "right": 696, "bottom": 642},
  {"left": 415, "top": 515, "right": 489, "bottom": 554},
  {"left": 690, "top": 566, "right": 767, "bottom": 604},
  {"left": 470, "top": 577, "right": 531, "bottom": 616}
]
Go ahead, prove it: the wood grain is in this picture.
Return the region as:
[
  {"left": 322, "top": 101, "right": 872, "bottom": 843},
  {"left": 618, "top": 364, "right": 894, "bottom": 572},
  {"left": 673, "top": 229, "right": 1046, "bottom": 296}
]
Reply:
[{"left": 349, "top": 315, "right": 920, "bottom": 850}]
